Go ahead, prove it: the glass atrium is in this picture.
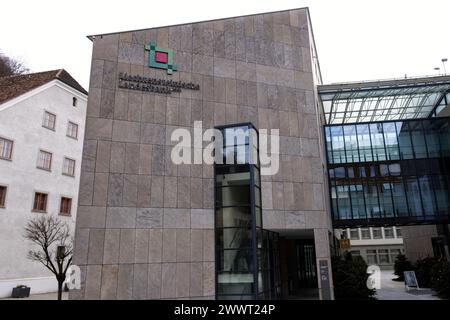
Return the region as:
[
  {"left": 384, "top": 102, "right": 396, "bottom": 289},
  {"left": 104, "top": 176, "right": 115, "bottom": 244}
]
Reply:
[
  {"left": 320, "top": 77, "right": 450, "bottom": 124},
  {"left": 319, "top": 77, "right": 450, "bottom": 227}
]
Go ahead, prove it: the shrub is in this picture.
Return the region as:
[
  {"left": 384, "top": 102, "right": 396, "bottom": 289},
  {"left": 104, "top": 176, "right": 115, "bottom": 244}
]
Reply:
[
  {"left": 394, "top": 254, "right": 413, "bottom": 281},
  {"left": 414, "top": 257, "right": 440, "bottom": 288},
  {"left": 430, "top": 261, "right": 450, "bottom": 299},
  {"left": 331, "top": 254, "right": 376, "bottom": 300}
]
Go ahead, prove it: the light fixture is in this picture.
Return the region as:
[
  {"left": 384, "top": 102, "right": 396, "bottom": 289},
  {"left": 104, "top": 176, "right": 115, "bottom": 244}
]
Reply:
[{"left": 442, "top": 58, "right": 448, "bottom": 75}]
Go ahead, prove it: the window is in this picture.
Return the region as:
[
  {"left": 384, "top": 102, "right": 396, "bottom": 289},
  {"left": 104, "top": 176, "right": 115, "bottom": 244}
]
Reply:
[
  {"left": 384, "top": 227, "right": 394, "bottom": 239},
  {"left": 396, "top": 227, "right": 402, "bottom": 238},
  {"left": 372, "top": 227, "right": 382, "bottom": 239},
  {"left": 63, "top": 158, "right": 76, "bottom": 176},
  {"left": 33, "top": 192, "right": 48, "bottom": 212},
  {"left": 0, "top": 186, "right": 6, "bottom": 207},
  {"left": 37, "top": 150, "right": 52, "bottom": 171},
  {"left": 361, "top": 228, "right": 371, "bottom": 239},
  {"left": 378, "top": 249, "right": 390, "bottom": 264},
  {"left": 42, "top": 111, "right": 56, "bottom": 130},
  {"left": 60, "top": 197, "right": 72, "bottom": 216},
  {"left": 349, "top": 229, "right": 360, "bottom": 240},
  {"left": 366, "top": 249, "right": 378, "bottom": 265},
  {"left": 326, "top": 118, "right": 450, "bottom": 225},
  {"left": 72, "top": 97, "right": 77, "bottom": 107},
  {"left": 67, "top": 122, "right": 78, "bottom": 139},
  {"left": 390, "top": 249, "right": 402, "bottom": 262},
  {"left": 0, "top": 137, "right": 13, "bottom": 160},
  {"left": 350, "top": 250, "right": 360, "bottom": 256}
]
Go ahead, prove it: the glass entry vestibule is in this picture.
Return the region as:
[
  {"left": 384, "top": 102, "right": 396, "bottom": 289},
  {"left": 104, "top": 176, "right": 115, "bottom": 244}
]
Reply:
[{"left": 214, "top": 123, "right": 281, "bottom": 300}]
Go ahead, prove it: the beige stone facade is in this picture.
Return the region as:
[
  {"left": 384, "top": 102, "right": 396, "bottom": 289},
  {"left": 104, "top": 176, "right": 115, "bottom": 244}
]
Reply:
[{"left": 70, "top": 7, "right": 334, "bottom": 300}]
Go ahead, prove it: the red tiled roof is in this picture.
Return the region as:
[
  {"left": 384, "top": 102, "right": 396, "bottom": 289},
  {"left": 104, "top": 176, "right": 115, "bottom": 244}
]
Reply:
[{"left": 0, "top": 69, "right": 87, "bottom": 105}]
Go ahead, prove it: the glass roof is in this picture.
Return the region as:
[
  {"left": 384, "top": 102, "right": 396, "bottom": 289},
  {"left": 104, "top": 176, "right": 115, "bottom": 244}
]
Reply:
[{"left": 318, "top": 76, "right": 450, "bottom": 124}]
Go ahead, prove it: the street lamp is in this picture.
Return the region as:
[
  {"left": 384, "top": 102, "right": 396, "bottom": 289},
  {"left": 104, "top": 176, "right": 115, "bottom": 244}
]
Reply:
[
  {"left": 442, "top": 58, "right": 448, "bottom": 75},
  {"left": 434, "top": 67, "right": 441, "bottom": 75}
]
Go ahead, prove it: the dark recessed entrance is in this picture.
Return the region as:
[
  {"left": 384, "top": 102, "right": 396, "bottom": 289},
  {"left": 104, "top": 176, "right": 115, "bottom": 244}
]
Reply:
[{"left": 278, "top": 230, "right": 320, "bottom": 300}]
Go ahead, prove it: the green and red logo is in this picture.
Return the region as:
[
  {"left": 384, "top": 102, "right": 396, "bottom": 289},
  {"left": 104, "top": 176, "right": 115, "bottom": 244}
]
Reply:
[{"left": 144, "top": 41, "right": 177, "bottom": 75}]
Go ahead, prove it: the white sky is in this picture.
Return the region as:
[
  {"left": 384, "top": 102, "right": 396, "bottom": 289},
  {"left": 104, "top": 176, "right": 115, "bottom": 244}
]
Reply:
[{"left": 1, "top": 0, "right": 449, "bottom": 89}]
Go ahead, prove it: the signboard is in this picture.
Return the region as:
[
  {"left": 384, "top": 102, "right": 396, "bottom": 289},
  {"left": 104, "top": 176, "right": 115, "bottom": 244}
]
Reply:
[
  {"left": 118, "top": 73, "right": 200, "bottom": 95},
  {"left": 340, "top": 239, "right": 351, "bottom": 250},
  {"left": 319, "top": 260, "right": 331, "bottom": 300},
  {"left": 145, "top": 41, "right": 177, "bottom": 74},
  {"left": 404, "top": 271, "right": 419, "bottom": 289}
]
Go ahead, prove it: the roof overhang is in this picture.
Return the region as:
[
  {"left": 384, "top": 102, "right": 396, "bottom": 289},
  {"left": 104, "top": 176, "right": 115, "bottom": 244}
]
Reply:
[{"left": 318, "top": 75, "right": 450, "bottom": 125}]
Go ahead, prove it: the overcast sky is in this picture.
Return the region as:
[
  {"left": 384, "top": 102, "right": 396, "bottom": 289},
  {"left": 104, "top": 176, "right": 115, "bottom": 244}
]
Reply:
[{"left": 1, "top": 0, "right": 449, "bottom": 89}]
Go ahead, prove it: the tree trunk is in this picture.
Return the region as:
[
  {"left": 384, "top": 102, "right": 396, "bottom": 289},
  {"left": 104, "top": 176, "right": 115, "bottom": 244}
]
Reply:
[{"left": 57, "top": 281, "right": 63, "bottom": 300}]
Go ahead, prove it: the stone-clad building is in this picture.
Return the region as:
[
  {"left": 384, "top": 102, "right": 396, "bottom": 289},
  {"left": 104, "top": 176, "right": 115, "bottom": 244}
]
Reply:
[{"left": 70, "top": 7, "right": 335, "bottom": 300}]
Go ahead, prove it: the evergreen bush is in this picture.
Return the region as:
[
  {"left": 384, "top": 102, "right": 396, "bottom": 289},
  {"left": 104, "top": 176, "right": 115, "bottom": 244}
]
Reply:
[
  {"left": 393, "top": 254, "right": 413, "bottom": 281},
  {"left": 414, "top": 257, "right": 440, "bottom": 288},
  {"left": 430, "top": 261, "right": 450, "bottom": 299},
  {"left": 331, "top": 254, "right": 376, "bottom": 300}
]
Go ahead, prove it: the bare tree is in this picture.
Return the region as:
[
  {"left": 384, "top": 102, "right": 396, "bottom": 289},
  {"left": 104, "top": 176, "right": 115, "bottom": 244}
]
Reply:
[
  {"left": 23, "top": 215, "right": 73, "bottom": 300},
  {"left": 0, "top": 51, "right": 29, "bottom": 77}
]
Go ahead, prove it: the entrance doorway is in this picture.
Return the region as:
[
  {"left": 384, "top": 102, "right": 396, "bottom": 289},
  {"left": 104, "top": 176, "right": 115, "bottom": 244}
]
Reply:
[
  {"left": 295, "top": 239, "right": 317, "bottom": 289},
  {"left": 278, "top": 230, "right": 319, "bottom": 300}
]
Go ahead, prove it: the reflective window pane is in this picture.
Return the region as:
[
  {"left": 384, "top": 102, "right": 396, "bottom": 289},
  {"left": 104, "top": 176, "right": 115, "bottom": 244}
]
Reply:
[
  {"left": 330, "top": 126, "right": 345, "bottom": 163},
  {"left": 216, "top": 207, "right": 252, "bottom": 228},
  {"left": 370, "top": 123, "right": 386, "bottom": 161},
  {"left": 344, "top": 125, "right": 359, "bottom": 163},
  {"left": 392, "top": 179, "right": 409, "bottom": 217},
  {"left": 405, "top": 176, "right": 423, "bottom": 216},
  {"left": 336, "top": 185, "right": 351, "bottom": 219},
  {"left": 418, "top": 175, "right": 437, "bottom": 216},
  {"left": 409, "top": 121, "right": 427, "bottom": 158},
  {"left": 379, "top": 182, "right": 394, "bottom": 218},
  {"left": 216, "top": 170, "right": 250, "bottom": 186},
  {"left": 216, "top": 186, "right": 251, "bottom": 207},
  {"left": 349, "top": 184, "right": 366, "bottom": 219},
  {"left": 364, "top": 183, "right": 380, "bottom": 218},
  {"left": 397, "top": 122, "right": 414, "bottom": 159},
  {"left": 217, "top": 228, "right": 253, "bottom": 249},
  {"left": 356, "top": 124, "right": 373, "bottom": 162},
  {"left": 423, "top": 120, "right": 441, "bottom": 158},
  {"left": 217, "top": 249, "right": 254, "bottom": 272},
  {"left": 383, "top": 122, "right": 400, "bottom": 160}
]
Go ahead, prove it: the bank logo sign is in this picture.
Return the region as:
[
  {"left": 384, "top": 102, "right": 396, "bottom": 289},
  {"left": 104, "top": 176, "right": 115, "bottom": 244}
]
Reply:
[{"left": 145, "top": 41, "right": 177, "bottom": 75}]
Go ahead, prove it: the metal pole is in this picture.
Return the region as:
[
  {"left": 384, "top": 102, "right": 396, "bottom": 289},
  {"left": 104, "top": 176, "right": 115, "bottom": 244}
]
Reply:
[{"left": 442, "top": 58, "right": 448, "bottom": 75}]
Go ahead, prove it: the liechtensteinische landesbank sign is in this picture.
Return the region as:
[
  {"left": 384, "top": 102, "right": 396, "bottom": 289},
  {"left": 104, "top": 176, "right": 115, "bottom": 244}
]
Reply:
[{"left": 118, "top": 41, "right": 200, "bottom": 94}]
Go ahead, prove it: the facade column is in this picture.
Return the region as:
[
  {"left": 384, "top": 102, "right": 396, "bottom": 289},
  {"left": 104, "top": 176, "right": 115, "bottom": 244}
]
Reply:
[{"left": 313, "top": 228, "right": 334, "bottom": 300}]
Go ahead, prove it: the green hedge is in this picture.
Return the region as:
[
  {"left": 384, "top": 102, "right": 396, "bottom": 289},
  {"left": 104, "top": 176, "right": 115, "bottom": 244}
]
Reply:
[
  {"left": 331, "top": 254, "right": 376, "bottom": 300},
  {"left": 430, "top": 261, "right": 450, "bottom": 299},
  {"left": 394, "top": 254, "right": 413, "bottom": 281},
  {"left": 414, "top": 257, "right": 440, "bottom": 288},
  {"left": 397, "top": 256, "right": 450, "bottom": 299}
]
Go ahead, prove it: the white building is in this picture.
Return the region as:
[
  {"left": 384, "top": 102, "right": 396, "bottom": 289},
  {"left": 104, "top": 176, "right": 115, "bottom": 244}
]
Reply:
[
  {"left": 0, "top": 69, "right": 87, "bottom": 298},
  {"left": 339, "top": 227, "right": 404, "bottom": 270}
]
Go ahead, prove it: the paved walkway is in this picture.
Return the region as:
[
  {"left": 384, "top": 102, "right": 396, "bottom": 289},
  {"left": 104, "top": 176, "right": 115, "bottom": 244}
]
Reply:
[
  {"left": 375, "top": 270, "right": 441, "bottom": 300},
  {"left": 1, "top": 292, "right": 68, "bottom": 300},
  {"left": 1, "top": 272, "right": 441, "bottom": 300}
]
